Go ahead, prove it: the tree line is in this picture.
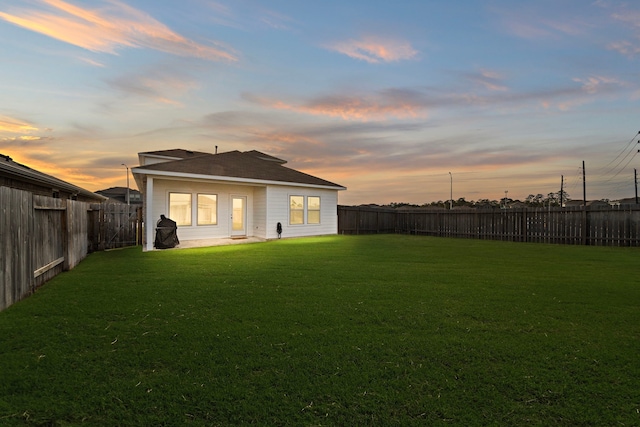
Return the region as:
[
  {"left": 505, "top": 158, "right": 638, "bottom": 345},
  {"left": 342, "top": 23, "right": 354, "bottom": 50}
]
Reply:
[{"left": 385, "top": 191, "right": 570, "bottom": 209}]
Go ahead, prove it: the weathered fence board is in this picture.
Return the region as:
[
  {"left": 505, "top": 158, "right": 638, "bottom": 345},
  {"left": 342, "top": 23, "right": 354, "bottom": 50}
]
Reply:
[
  {"left": 1, "top": 186, "right": 141, "bottom": 311},
  {"left": 338, "top": 205, "right": 640, "bottom": 247},
  {"left": 32, "top": 195, "right": 65, "bottom": 289},
  {"left": 1, "top": 187, "right": 32, "bottom": 311}
]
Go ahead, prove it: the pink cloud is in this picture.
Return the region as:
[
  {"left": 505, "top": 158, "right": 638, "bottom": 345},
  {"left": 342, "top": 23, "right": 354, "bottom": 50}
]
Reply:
[
  {"left": 0, "top": 0, "right": 237, "bottom": 61},
  {"left": 245, "top": 92, "right": 427, "bottom": 122},
  {"left": 325, "top": 36, "right": 417, "bottom": 63},
  {"left": 607, "top": 10, "right": 640, "bottom": 57}
]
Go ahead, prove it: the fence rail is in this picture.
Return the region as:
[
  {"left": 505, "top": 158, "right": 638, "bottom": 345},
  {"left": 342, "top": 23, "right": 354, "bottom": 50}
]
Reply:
[
  {"left": 1, "top": 186, "right": 141, "bottom": 311},
  {"left": 338, "top": 205, "right": 640, "bottom": 247}
]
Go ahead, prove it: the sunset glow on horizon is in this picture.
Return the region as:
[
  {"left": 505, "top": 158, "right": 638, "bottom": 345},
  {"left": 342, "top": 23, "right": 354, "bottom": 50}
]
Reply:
[{"left": 1, "top": 0, "right": 639, "bottom": 205}]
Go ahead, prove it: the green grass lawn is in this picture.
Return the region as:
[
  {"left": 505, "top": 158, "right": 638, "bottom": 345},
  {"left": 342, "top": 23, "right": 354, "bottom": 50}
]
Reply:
[{"left": 1, "top": 235, "right": 639, "bottom": 426}]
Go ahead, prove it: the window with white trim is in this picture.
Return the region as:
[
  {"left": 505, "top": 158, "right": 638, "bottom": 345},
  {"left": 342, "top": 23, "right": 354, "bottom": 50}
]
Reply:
[
  {"left": 307, "top": 196, "right": 320, "bottom": 224},
  {"left": 289, "top": 195, "right": 304, "bottom": 225},
  {"left": 169, "top": 192, "right": 192, "bottom": 226},
  {"left": 197, "top": 194, "right": 217, "bottom": 225}
]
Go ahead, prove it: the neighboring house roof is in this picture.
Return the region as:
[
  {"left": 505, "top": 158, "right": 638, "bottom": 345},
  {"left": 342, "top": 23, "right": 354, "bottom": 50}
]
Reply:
[
  {"left": 565, "top": 200, "right": 610, "bottom": 207},
  {"left": 134, "top": 150, "right": 345, "bottom": 190},
  {"left": 508, "top": 201, "right": 527, "bottom": 208},
  {"left": 0, "top": 153, "right": 106, "bottom": 202},
  {"left": 95, "top": 186, "right": 143, "bottom": 204},
  {"left": 616, "top": 197, "right": 639, "bottom": 205}
]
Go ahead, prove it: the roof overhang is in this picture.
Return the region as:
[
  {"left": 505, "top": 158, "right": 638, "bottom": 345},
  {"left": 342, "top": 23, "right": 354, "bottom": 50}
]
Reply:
[
  {"left": 132, "top": 167, "right": 346, "bottom": 191},
  {"left": 1, "top": 159, "right": 107, "bottom": 201}
]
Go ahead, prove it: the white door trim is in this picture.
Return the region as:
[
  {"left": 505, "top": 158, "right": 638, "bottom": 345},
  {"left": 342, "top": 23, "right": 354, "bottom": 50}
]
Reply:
[{"left": 230, "top": 195, "right": 247, "bottom": 237}]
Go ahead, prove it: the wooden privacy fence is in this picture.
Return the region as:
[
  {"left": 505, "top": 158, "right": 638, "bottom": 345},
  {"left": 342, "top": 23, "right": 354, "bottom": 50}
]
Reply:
[
  {"left": 338, "top": 205, "right": 640, "bottom": 247},
  {"left": 1, "top": 186, "right": 141, "bottom": 311},
  {"left": 88, "top": 202, "right": 141, "bottom": 252}
]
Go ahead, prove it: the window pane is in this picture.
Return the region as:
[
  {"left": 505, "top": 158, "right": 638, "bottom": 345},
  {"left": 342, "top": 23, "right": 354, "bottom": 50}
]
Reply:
[
  {"left": 308, "top": 196, "right": 320, "bottom": 210},
  {"left": 307, "top": 196, "right": 320, "bottom": 224},
  {"left": 307, "top": 210, "right": 320, "bottom": 224},
  {"left": 169, "top": 193, "right": 191, "bottom": 226},
  {"left": 197, "top": 194, "right": 217, "bottom": 225},
  {"left": 290, "top": 195, "right": 304, "bottom": 225}
]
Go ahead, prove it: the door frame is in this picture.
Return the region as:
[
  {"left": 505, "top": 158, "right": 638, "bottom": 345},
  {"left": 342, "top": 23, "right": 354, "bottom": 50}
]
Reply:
[{"left": 230, "top": 195, "right": 247, "bottom": 237}]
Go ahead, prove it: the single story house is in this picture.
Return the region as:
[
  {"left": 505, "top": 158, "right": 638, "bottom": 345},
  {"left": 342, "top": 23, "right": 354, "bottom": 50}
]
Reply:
[
  {"left": 132, "top": 149, "right": 346, "bottom": 251},
  {"left": 95, "top": 186, "right": 143, "bottom": 205},
  {"left": 0, "top": 153, "right": 106, "bottom": 202}
]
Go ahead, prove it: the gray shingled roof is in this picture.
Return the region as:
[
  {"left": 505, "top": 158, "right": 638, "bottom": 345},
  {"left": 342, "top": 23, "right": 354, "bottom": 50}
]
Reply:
[
  {"left": 135, "top": 150, "right": 345, "bottom": 189},
  {"left": 138, "top": 149, "right": 211, "bottom": 159},
  {"left": 0, "top": 153, "right": 106, "bottom": 201}
]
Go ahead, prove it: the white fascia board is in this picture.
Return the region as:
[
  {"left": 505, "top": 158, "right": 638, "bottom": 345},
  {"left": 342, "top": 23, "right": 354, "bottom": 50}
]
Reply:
[{"left": 133, "top": 168, "right": 346, "bottom": 191}]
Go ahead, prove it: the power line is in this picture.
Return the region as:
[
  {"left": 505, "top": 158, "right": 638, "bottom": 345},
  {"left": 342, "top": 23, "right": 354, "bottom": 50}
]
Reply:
[
  {"left": 595, "top": 130, "right": 640, "bottom": 176},
  {"left": 566, "top": 165, "right": 583, "bottom": 197},
  {"left": 601, "top": 149, "right": 640, "bottom": 183}
]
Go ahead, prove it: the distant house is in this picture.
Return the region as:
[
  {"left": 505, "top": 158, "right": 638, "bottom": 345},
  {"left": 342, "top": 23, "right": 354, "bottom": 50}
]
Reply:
[
  {"left": 507, "top": 201, "right": 528, "bottom": 209},
  {"left": 615, "top": 197, "right": 639, "bottom": 207},
  {"left": 132, "top": 149, "right": 346, "bottom": 251},
  {"left": 95, "top": 186, "right": 143, "bottom": 205},
  {"left": 565, "top": 200, "right": 610, "bottom": 209},
  {"left": 0, "top": 153, "right": 105, "bottom": 202}
]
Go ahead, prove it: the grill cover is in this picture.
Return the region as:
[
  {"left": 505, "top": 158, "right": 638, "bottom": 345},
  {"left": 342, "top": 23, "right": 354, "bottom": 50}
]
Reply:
[{"left": 154, "top": 215, "right": 179, "bottom": 249}]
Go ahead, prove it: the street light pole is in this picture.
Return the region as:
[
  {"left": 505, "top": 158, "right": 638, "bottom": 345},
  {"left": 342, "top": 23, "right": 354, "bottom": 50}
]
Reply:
[
  {"left": 449, "top": 172, "right": 452, "bottom": 210},
  {"left": 121, "top": 163, "right": 130, "bottom": 205}
]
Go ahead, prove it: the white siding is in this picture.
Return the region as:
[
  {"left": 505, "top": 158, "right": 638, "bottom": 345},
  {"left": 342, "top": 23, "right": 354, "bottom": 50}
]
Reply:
[
  {"left": 253, "top": 187, "right": 267, "bottom": 239},
  {"left": 264, "top": 185, "right": 339, "bottom": 239},
  {"left": 144, "top": 176, "right": 342, "bottom": 249},
  {"left": 151, "top": 179, "right": 258, "bottom": 242}
]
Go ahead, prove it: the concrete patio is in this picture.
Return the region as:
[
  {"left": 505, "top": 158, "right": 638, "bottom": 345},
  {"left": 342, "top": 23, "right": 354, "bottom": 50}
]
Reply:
[{"left": 170, "top": 236, "right": 267, "bottom": 249}]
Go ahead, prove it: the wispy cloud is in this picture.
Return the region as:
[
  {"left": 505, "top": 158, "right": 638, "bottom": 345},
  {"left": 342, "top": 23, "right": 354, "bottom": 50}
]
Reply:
[
  {"left": 0, "top": 0, "right": 238, "bottom": 61},
  {"left": 545, "top": 75, "right": 622, "bottom": 110},
  {"left": 495, "top": 5, "right": 592, "bottom": 40},
  {"left": 325, "top": 36, "right": 418, "bottom": 63},
  {"left": 105, "top": 67, "right": 198, "bottom": 105},
  {"left": 0, "top": 115, "right": 39, "bottom": 134},
  {"left": 243, "top": 67, "right": 631, "bottom": 126},
  {"left": 78, "top": 56, "right": 105, "bottom": 67},
  {"left": 607, "top": 7, "right": 640, "bottom": 57},
  {"left": 465, "top": 69, "right": 509, "bottom": 92},
  {"left": 203, "top": 1, "right": 295, "bottom": 32},
  {"left": 244, "top": 90, "right": 428, "bottom": 121},
  {"left": 259, "top": 10, "right": 294, "bottom": 31}
]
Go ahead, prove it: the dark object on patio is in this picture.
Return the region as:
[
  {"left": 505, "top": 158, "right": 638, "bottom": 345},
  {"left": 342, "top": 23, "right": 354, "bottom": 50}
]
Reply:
[{"left": 155, "top": 215, "right": 180, "bottom": 249}]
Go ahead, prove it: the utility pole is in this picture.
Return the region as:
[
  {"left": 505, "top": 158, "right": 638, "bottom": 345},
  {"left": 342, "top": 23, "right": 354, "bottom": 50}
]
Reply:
[
  {"left": 560, "top": 175, "right": 564, "bottom": 208},
  {"left": 449, "top": 172, "right": 452, "bottom": 210},
  {"left": 582, "top": 160, "right": 586, "bottom": 208},
  {"left": 635, "top": 168, "right": 638, "bottom": 205}
]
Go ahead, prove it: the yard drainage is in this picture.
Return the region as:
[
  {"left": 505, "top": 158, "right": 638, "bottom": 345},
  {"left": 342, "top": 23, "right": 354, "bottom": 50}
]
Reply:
[{"left": 154, "top": 215, "right": 180, "bottom": 249}]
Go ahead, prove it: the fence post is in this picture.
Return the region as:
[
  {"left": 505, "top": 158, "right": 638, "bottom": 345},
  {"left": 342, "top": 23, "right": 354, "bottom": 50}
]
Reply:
[
  {"left": 62, "top": 199, "right": 70, "bottom": 271},
  {"left": 582, "top": 209, "right": 590, "bottom": 246}
]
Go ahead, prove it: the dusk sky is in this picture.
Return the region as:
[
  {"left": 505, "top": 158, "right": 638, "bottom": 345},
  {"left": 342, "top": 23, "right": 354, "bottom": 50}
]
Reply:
[{"left": 1, "top": 0, "right": 639, "bottom": 205}]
